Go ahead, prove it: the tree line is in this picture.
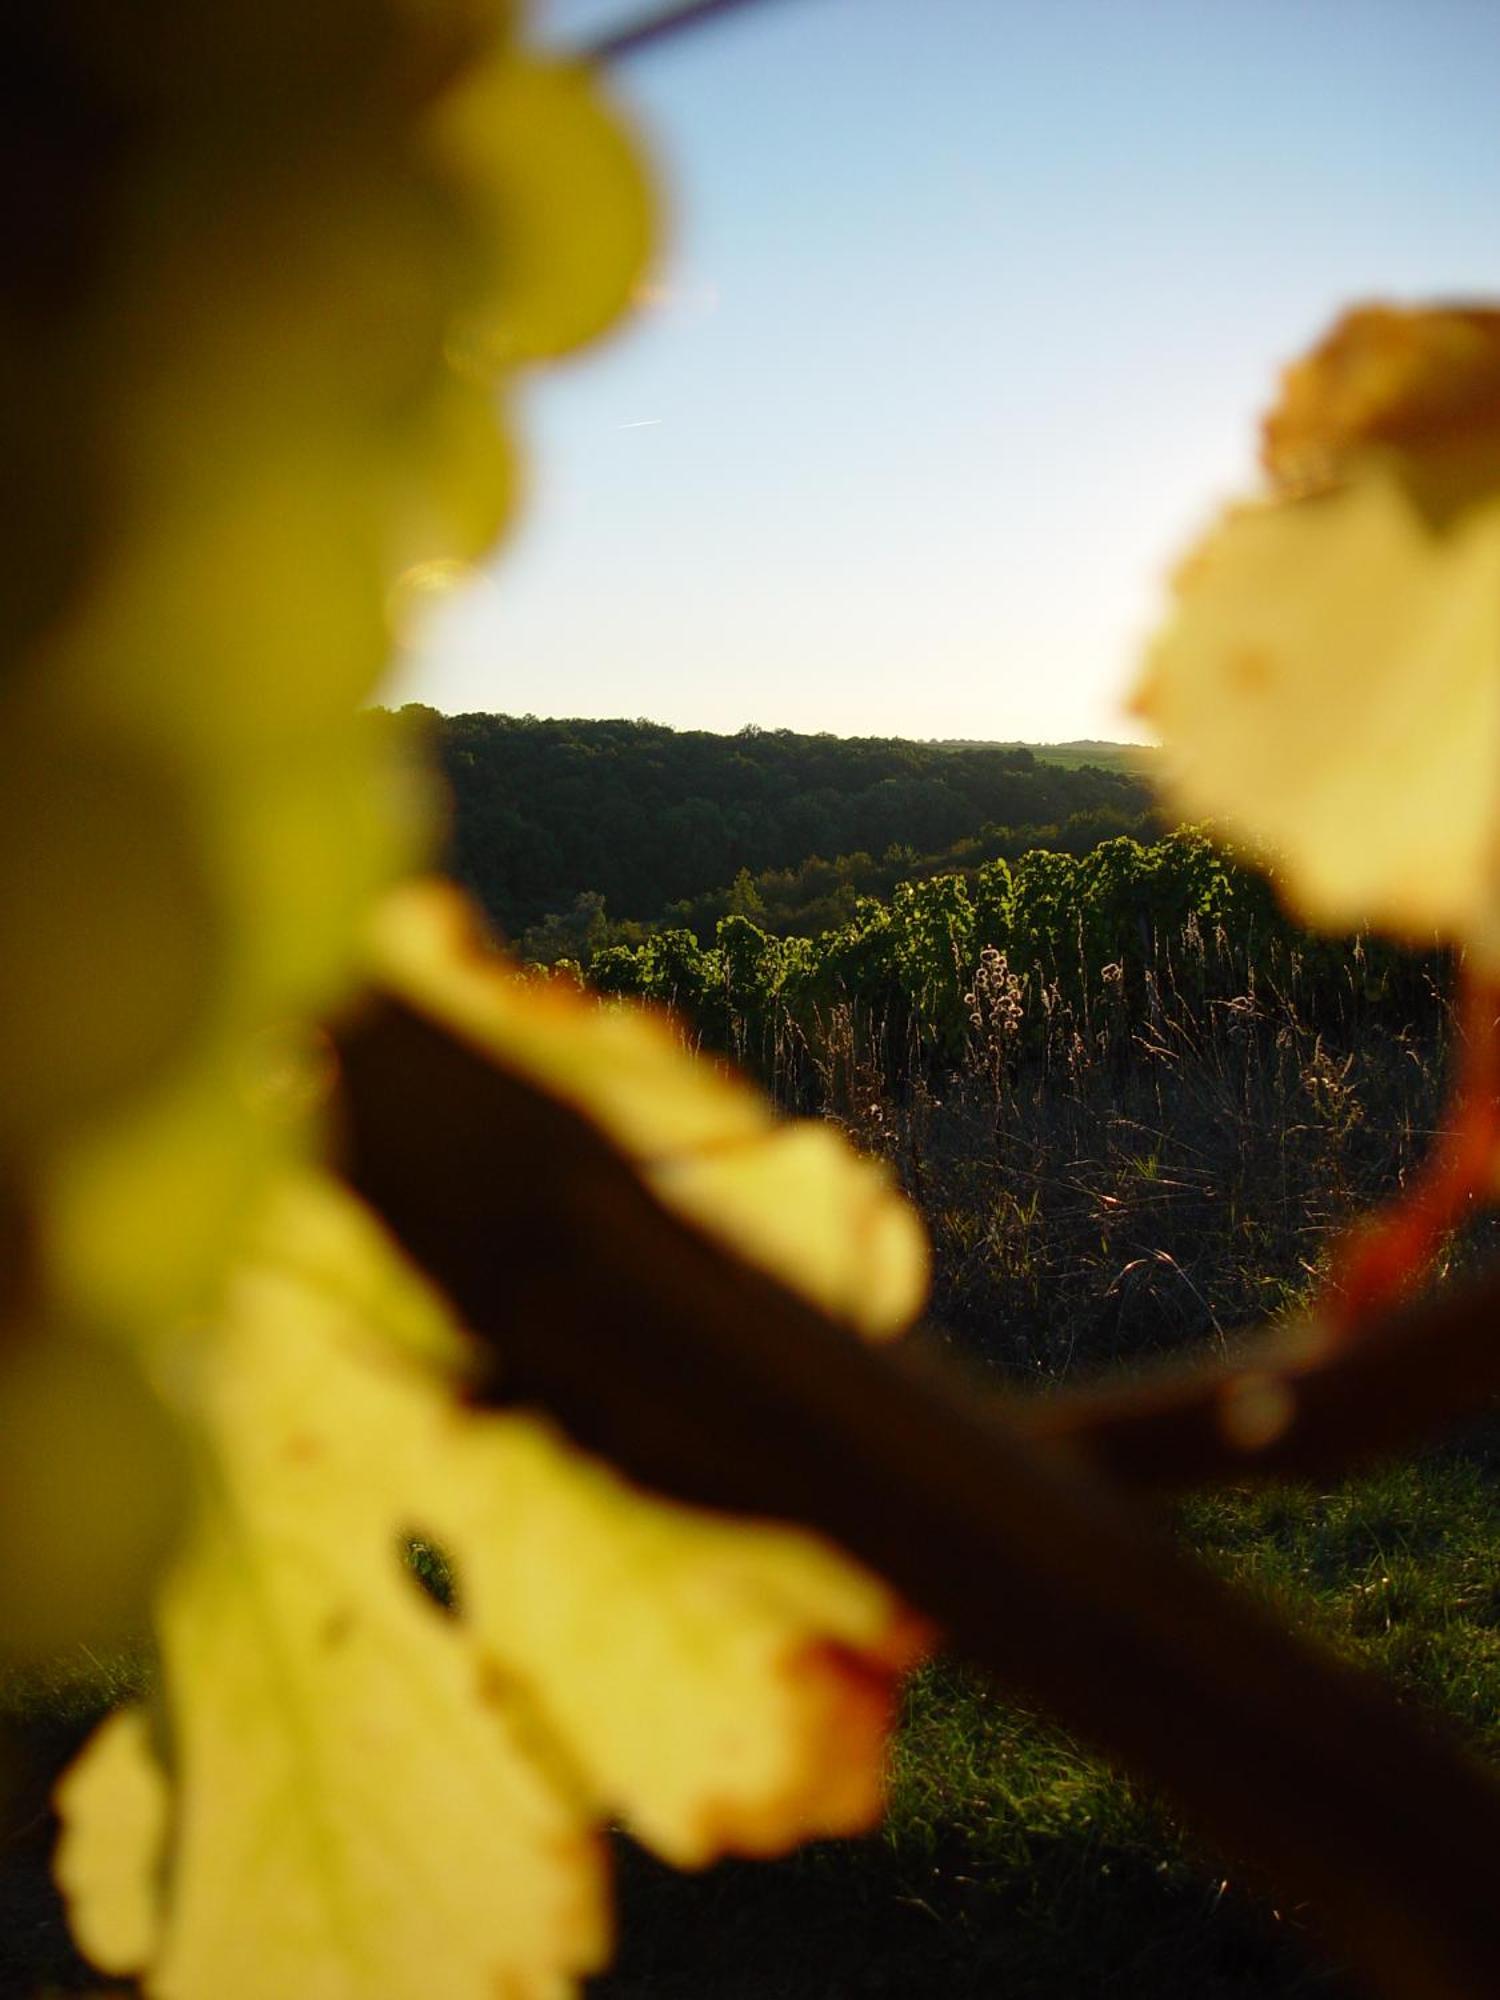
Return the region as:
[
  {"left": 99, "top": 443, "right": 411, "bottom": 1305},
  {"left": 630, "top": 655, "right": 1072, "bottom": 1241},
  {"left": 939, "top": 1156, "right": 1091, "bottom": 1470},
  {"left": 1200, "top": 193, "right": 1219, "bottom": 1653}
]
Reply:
[{"left": 400, "top": 708, "right": 1157, "bottom": 937}]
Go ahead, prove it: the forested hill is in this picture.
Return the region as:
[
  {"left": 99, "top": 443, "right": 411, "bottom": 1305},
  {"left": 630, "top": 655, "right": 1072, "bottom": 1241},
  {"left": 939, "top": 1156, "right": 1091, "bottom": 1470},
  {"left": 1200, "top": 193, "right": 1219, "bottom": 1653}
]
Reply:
[{"left": 406, "top": 708, "right": 1158, "bottom": 938}]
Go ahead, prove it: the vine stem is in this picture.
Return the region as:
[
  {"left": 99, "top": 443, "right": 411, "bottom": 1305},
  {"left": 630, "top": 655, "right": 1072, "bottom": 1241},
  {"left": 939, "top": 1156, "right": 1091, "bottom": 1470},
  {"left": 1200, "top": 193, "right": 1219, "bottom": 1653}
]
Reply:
[
  {"left": 334, "top": 992, "right": 1500, "bottom": 2000},
  {"left": 580, "top": 0, "right": 797, "bottom": 64}
]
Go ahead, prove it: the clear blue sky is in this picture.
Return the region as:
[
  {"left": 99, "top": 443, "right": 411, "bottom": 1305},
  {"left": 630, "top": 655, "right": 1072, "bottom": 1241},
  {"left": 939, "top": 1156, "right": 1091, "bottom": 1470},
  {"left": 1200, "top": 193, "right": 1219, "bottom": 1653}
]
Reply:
[{"left": 392, "top": 0, "right": 1500, "bottom": 743}]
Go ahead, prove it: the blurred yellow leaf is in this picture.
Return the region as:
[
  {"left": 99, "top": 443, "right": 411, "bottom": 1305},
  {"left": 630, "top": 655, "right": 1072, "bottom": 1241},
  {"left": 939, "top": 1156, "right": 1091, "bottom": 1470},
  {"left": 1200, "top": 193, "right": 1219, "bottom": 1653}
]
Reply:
[
  {"left": 8, "top": 4, "right": 654, "bottom": 1366},
  {"left": 57, "top": 1242, "right": 610, "bottom": 2000},
  {"left": 25, "top": 11, "right": 924, "bottom": 1994},
  {"left": 432, "top": 58, "right": 656, "bottom": 369},
  {"left": 439, "top": 1413, "right": 924, "bottom": 1868},
  {"left": 1136, "top": 305, "right": 1500, "bottom": 954},
  {"left": 53, "top": 1708, "right": 169, "bottom": 1978},
  {"left": 56, "top": 1166, "right": 921, "bottom": 1996},
  {"left": 1262, "top": 303, "right": 1500, "bottom": 507},
  {"left": 0, "top": 1330, "right": 186, "bottom": 1660}
]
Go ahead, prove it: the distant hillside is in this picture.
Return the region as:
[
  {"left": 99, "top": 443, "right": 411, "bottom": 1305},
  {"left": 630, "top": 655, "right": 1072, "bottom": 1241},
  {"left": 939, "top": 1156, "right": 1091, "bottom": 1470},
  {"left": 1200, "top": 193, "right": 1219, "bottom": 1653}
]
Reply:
[
  {"left": 932, "top": 738, "right": 1160, "bottom": 776},
  {"left": 1027, "top": 739, "right": 1159, "bottom": 776},
  {"left": 405, "top": 709, "right": 1159, "bottom": 939}
]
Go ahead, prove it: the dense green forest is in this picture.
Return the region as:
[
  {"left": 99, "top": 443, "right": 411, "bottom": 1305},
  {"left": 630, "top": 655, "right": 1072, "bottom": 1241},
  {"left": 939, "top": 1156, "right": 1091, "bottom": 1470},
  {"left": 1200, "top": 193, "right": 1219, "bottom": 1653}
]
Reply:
[{"left": 402, "top": 709, "right": 1158, "bottom": 939}]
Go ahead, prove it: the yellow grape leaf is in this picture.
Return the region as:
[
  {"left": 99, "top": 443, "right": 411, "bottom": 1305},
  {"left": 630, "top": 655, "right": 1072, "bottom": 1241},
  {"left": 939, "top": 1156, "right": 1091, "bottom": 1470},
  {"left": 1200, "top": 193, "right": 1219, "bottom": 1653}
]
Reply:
[
  {"left": 1135, "top": 308, "right": 1500, "bottom": 952},
  {"left": 10, "top": 3, "right": 653, "bottom": 1366},
  {"left": 431, "top": 58, "right": 656, "bottom": 370},
  {"left": 0, "top": 721, "right": 216, "bottom": 1148},
  {"left": 368, "top": 881, "right": 931, "bottom": 1336},
  {"left": 266, "top": 1166, "right": 470, "bottom": 1377},
  {"left": 59, "top": 1240, "right": 609, "bottom": 2000},
  {"left": 392, "top": 371, "right": 521, "bottom": 583},
  {"left": 0, "top": 1329, "right": 186, "bottom": 1660},
  {"left": 648, "top": 1122, "right": 929, "bottom": 1341},
  {"left": 56, "top": 1171, "right": 922, "bottom": 1996},
  {"left": 53, "top": 1708, "right": 169, "bottom": 1977},
  {"left": 1261, "top": 303, "right": 1500, "bottom": 506},
  {"left": 435, "top": 1415, "right": 926, "bottom": 1868}
]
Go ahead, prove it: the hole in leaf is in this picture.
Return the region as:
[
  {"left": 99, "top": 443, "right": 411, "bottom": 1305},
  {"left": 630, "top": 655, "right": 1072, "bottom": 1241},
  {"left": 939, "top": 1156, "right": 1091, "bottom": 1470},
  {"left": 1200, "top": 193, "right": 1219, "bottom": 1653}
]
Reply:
[{"left": 401, "top": 1531, "right": 459, "bottom": 1614}]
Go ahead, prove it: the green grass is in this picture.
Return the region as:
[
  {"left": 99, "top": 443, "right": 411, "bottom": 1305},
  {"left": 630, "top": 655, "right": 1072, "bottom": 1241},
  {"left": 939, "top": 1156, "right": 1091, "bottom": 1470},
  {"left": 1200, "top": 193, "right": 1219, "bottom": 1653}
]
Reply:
[
  {"left": 1182, "top": 1443, "right": 1500, "bottom": 1753},
  {"left": 596, "top": 1440, "right": 1500, "bottom": 1997}
]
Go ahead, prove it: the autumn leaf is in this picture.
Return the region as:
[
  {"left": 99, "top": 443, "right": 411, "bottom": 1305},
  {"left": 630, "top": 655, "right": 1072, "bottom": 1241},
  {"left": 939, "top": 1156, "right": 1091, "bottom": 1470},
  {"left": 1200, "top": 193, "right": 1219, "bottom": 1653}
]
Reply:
[
  {"left": 57, "top": 1218, "right": 609, "bottom": 2000},
  {"left": 5, "top": 0, "right": 656, "bottom": 1648},
  {"left": 1135, "top": 305, "right": 1500, "bottom": 957},
  {"left": 56, "top": 1159, "right": 923, "bottom": 1998}
]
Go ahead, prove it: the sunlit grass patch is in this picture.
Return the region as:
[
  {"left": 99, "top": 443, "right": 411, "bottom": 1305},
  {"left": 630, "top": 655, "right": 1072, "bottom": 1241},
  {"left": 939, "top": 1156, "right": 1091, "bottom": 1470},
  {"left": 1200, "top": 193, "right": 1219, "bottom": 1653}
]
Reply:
[{"left": 1182, "top": 1443, "right": 1500, "bottom": 1752}]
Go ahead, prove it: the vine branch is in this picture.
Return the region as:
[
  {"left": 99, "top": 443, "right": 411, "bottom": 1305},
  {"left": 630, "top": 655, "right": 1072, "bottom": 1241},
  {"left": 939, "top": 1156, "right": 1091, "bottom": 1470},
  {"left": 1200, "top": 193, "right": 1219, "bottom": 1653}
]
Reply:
[
  {"left": 333, "top": 992, "right": 1500, "bottom": 2000},
  {"left": 1022, "top": 1267, "right": 1500, "bottom": 1490},
  {"left": 580, "top": 0, "right": 796, "bottom": 63}
]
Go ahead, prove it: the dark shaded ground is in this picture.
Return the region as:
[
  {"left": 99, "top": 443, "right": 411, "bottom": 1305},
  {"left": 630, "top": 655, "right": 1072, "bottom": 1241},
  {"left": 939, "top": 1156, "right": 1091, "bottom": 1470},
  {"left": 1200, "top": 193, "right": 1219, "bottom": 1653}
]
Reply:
[
  {"left": 592, "top": 1831, "right": 1359, "bottom": 2000},
  {"left": 1, "top": 1705, "right": 1365, "bottom": 2000},
  {"left": 0, "top": 1713, "right": 105, "bottom": 1999}
]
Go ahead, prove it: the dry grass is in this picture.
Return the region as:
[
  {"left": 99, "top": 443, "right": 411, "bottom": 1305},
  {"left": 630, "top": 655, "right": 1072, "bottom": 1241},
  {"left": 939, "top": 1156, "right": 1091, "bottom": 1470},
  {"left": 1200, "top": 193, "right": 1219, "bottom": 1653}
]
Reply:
[{"left": 789, "top": 923, "right": 1475, "bottom": 1381}]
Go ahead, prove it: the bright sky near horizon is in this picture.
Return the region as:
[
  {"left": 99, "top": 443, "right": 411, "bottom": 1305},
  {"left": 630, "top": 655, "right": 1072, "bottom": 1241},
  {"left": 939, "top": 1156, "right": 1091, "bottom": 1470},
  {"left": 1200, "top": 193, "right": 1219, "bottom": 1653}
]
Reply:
[{"left": 392, "top": 0, "right": 1500, "bottom": 744}]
